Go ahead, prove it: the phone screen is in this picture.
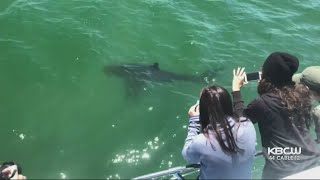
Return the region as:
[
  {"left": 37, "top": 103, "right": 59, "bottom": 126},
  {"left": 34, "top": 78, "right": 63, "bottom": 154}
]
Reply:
[{"left": 246, "top": 72, "right": 261, "bottom": 82}]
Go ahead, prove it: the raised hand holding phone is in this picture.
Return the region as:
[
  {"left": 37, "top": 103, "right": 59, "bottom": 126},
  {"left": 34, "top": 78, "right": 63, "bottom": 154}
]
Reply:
[{"left": 232, "top": 67, "right": 246, "bottom": 91}]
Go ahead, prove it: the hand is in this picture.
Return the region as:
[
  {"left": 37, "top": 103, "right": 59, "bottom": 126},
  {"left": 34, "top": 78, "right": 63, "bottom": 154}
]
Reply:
[
  {"left": 188, "top": 103, "right": 199, "bottom": 117},
  {"left": 233, "top": 67, "right": 246, "bottom": 91},
  {"left": 18, "top": 174, "right": 26, "bottom": 180},
  {"left": 1, "top": 167, "right": 26, "bottom": 180}
]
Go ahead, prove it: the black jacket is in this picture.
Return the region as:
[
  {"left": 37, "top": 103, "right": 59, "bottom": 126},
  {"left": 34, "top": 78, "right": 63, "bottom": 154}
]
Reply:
[{"left": 233, "top": 91, "right": 320, "bottom": 179}]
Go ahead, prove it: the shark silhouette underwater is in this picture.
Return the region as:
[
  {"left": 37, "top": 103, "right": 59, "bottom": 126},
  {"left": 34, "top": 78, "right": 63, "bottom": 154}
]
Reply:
[{"left": 103, "top": 63, "right": 219, "bottom": 96}]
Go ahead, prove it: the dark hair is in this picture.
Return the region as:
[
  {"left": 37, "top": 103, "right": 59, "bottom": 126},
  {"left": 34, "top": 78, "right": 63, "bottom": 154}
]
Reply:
[
  {"left": 199, "top": 85, "right": 242, "bottom": 154},
  {"left": 258, "top": 78, "right": 313, "bottom": 133}
]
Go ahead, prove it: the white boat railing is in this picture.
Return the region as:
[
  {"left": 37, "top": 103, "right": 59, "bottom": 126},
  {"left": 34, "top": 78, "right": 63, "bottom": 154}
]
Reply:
[{"left": 282, "top": 166, "right": 320, "bottom": 179}]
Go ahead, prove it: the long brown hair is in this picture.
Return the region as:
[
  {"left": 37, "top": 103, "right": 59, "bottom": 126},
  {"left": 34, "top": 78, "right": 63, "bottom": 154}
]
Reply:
[
  {"left": 199, "top": 85, "right": 242, "bottom": 154},
  {"left": 258, "top": 79, "right": 313, "bottom": 133}
]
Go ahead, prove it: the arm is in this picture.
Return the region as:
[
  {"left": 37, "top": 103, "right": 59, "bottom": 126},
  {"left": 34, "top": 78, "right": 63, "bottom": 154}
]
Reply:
[
  {"left": 232, "top": 91, "right": 245, "bottom": 118},
  {"left": 232, "top": 67, "right": 264, "bottom": 123},
  {"left": 243, "top": 98, "right": 265, "bottom": 124},
  {"left": 232, "top": 90, "right": 264, "bottom": 124},
  {"left": 232, "top": 67, "right": 246, "bottom": 118},
  {"left": 182, "top": 115, "right": 201, "bottom": 163},
  {"left": 182, "top": 104, "right": 201, "bottom": 163}
]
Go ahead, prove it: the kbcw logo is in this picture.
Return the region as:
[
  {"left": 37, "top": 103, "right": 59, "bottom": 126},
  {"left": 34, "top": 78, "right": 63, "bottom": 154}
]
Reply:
[{"left": 268, "top": 147, "right": 301, "bottom": 155}]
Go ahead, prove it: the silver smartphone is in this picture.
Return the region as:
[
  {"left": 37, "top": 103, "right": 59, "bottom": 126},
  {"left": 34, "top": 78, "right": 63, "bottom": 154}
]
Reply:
[{"left": 244, "top": 72, "right": 262, "bottom": 83}]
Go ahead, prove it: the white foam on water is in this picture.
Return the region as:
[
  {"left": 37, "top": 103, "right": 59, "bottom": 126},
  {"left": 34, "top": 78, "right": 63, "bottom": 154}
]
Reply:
[
  {"left": 60, "top": 172, "right": 66, "bottom": 179},
  {"left": 141, "top": 153, "right": 150, "bottom": 159},
  {"left": 19, "top": 134, "right": 25, "bottom": 140},
  {"left": 111, "top": 136, "right": 164, "bottom": 165},
  {"left": 154, "top": 137, "right": 159, "bottom": 142}
]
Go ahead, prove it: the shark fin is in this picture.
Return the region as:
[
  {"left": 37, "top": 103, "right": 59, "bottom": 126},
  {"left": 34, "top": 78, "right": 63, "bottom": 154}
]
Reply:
[{"left": 152, "top": 63, "right": 160, "bottom": 70}]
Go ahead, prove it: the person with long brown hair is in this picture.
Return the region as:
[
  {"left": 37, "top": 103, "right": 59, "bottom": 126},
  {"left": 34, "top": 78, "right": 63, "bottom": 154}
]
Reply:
[
  {"left": 233, "top": 52, "right": 320, "bottom": 179},
  {"left": 182, "top": 71, "right": 256, "bottom": 179}
]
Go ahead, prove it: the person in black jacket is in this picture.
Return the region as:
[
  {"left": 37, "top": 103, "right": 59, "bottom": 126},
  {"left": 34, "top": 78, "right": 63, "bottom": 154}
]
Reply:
[{"left": 232, "top": 52, "right": 320, "bottom": 179}]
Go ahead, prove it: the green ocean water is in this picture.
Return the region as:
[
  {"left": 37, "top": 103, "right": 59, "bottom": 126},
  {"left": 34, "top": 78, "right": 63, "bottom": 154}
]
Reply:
[{"left": 0, "top": 0, "right": 320, "bottom": 179}]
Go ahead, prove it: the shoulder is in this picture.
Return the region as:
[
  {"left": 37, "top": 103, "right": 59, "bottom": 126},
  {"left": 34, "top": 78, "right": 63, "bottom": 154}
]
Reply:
[
  {"left": 246, "top": 95, "right": 267, "bottom": 112},
  {"left": 185, "top": 133, "right": 213, "bottom": 153},
  {"left": 234, "top": 118, "right": 257, "bottom": 141},
  {"left": 237, "top": 117, "right": 256, "bottom": 132},
  {"left": 185, "top": 133, "right": 208, "bottom": 148},
  {"left": 248, "top": 93, "right": 280, "bottom": 109},
  {"left": 191, "top": 133, "right": 208, "bottom": 145},
  {"left": 228, "top": 116, "right": 256, "bottom": 134},
  {"left": 258, "top": 93, "right": 278, "bottom": 102},
  {"left": 250, "top": 95, "right": 265, "bottom": 105}
]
